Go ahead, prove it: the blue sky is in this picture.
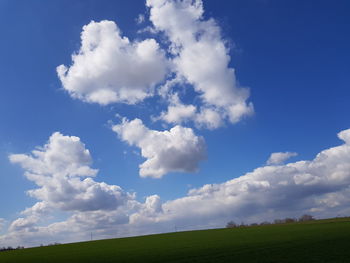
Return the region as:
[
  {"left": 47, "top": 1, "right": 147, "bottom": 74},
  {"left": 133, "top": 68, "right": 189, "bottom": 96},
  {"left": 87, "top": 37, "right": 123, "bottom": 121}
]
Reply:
[{"left": 0, "top": 0, "right": 349, "bottom": 247}]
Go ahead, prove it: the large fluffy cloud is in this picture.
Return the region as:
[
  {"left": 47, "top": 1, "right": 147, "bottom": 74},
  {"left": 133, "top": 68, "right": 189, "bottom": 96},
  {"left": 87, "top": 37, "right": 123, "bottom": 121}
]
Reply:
[
  {"left": 1, "top": 133, "right": 161, "bottom": 246},
  {"left": 9, "top": 132, "right": 97, "bottom": 178},
  {"left": 2, "top": 129, "right": 350, "bottom": 247},
  {"left": 112, "top": 118, "right": 207, "bottom": 178},
  {"left": 57, "top": 1, "right": 254, "bottom": 130},
  {"left": 4, "top": 133, "right": 139, "bottom": 246},
  {"left": 8, "top": 132, "right": 131, "bottom": 214},
  {"left": 57, "top": 20, "right": 168, "bottom": 105},
  {"left": 147, "top": 0, "right": 254, "bottom": 127},
  {"left": 131, "top": 128, "right": 350, "bottom": 227}
]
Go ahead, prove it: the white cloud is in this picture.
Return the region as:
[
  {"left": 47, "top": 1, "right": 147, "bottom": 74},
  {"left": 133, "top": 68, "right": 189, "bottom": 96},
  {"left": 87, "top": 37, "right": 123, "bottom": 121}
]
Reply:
[
  {"left": 3, "top": 132, "right": 141, "bottom": 246},
  {"left": 194, "top": 107, "right": 223, "bottom": 130},
  {"left": 9, "top": 132, "right": 131, "bottom": 213},
  {"left": 2, "top": 129, "right": 350, "bottom": 247},
  {"left": 131, "top": 128, "right": 350, "bottom": 228},
  {"left": 56, "top": 1, "right": 254, "bottom": 130},
  {"left": 56, "top": 1, "right": 253, "bottom": 130},
  {"left": 112, "top": 118, "right": 207, "bottom": 178},
  {"left": 9, "top": 132, "right": 97, "bottom": 178},
  {"left": 146, "top": 0, "right": 254, "bottom": 127},
  {"left": 160, "top": 103, "right": 196, "bottom": 124},
  {"left": 136, "top": 14, "right": 145, "bottom": 24},
  {"left": 267, "top": 151, "right": 298, "bottom": 165},
  {"left": 57, "top": 20, "right": 168, "bottom": 105},
  {"left": 338, "top": 129, "right": 350, "bottom": 144},
  {"left": 88, "top": 128, "right": 350, "bottom": 229},
  {"left": 156, "top": 93, "right": 223, "bottom": 130},
  {"left": 130, "top": 195, "right": 163, "bottom": 224},
  {"left": 3, "top": 0, "right": 349, "bottom": 249},
  {"left": 156, "top": 93, "right": 196, "bottom": 124}
]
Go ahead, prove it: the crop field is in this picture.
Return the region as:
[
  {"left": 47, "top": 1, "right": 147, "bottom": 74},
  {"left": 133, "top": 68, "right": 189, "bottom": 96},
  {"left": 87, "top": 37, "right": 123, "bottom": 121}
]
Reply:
[{"left": 1, "top": 217, "right": 350, "bottom": 263}]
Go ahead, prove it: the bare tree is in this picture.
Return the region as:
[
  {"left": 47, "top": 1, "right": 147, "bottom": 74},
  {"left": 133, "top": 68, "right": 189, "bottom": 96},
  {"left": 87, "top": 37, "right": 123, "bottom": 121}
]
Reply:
[{"left": 226, "top": 221, "right": 238, "bottom": 228}]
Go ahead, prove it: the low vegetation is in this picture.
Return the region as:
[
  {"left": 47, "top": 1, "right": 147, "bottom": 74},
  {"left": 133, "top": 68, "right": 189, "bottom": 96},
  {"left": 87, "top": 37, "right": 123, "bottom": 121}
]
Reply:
[
  {"left": 0, "top": 246, "right": 24, "bottom": 252},
  {"left": 226, "top": 214, "right": 315, "bottom": 228}
]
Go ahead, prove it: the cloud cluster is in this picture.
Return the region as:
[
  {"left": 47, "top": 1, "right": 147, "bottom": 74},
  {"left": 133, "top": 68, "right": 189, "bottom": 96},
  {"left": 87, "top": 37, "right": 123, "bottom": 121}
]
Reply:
[
  {"left": 156, "top": 93, "right": 223, "bottom": 129},
  {"left": 57, "top": 20, "right": 168, "bottom": 105},
  {"left": 112, "top": 118, "right": 207, "bottom": 178},
  {"left": 2, "top": 133, "right": 161, "bottom": 246},
  {"left": 4, "top": 0, "right": 349, "bottom": 249},
  {"left": 2, "top": 129, "right": 350, "bottom": 247},
  {"left": 54, "top": 0, "right": 256, "bottom": 178},
  {"left": 266, "top": 151, "right": 298, "bottom": 165},
  {"left": 57, "top": 0, "right": 253, "bottom": 129},
  {"left": 7, "top": 132, "right": 133, "bottom": 234},
  {"left": 129, "top": 128, "right": 350, "bottom": 227},
  {"left": 147, "top": 0, "right": 253, "bottom": 127},
  {"left": 0, "top": 132, "right": 138, "bottom": 245}
]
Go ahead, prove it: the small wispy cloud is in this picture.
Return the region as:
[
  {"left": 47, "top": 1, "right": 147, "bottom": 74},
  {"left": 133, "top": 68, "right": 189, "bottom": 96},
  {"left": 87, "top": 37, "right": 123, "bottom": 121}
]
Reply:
[{"left": 267, "top": 151, "right": 298, "bottom": 165}]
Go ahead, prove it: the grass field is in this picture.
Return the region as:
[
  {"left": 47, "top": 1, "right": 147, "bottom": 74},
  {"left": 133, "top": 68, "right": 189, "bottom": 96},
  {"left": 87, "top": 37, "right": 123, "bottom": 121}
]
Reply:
[{"left": 1, "top": 217, "right": 350, "bottom": 263}]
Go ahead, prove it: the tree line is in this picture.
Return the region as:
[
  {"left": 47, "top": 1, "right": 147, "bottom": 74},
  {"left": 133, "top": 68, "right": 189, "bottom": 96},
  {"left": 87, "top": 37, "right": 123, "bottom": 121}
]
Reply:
[
  {"left": 0, "top": 246, "right": 24, "bottom": 252},
  {"left": 226, "top": 214, "right": 315, "bottom": 228}
]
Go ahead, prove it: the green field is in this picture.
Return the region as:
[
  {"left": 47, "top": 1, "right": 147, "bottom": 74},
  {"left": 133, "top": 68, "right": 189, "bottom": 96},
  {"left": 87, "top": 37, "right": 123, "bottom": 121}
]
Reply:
[{"left": 1, "top": 218, "right": 350, "bottom": 263}]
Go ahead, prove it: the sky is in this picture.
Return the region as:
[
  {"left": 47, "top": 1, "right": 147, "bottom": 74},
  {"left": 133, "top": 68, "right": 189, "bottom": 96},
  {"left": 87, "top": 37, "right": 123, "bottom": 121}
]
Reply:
[{"left": 0, "top": 0, "right": 349, "bottom": 247}]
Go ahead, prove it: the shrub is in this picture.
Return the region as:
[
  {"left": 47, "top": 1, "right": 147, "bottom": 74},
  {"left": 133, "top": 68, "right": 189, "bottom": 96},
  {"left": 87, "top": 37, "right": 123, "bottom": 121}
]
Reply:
[
  {"left": 299, "top": 214, "right": 315, "bottom": 222},
  {"left": 284, "top": 218, "right": 296, "bottom": 223}
]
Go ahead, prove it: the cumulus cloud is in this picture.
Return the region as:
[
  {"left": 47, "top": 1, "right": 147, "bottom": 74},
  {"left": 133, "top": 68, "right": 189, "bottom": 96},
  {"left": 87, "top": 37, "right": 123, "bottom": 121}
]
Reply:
[
  {"left": 147, "top": 0, "right": 254, "bottom": 127},
  {"left": 9, "top": 132, "right": 97, "bottom": 178},
  {"left": 131, "top": 128, "right": 350, "bottom": 227},
  {"left": 112, "top": 118, "right": 207, "bottom": 178},
  {"left": 2, "top": 129, "right": 350, "bottom": 247},
  {"left": 3, "top": 132, "right": 141, "bottom": 246},
  {"left": 3, "top": 0, "right": 349, "bottom": 249},
  {"left": 57, "top": 20, "right": 168, "bottom": 105},
  {"left": 57, "top": 1, "right": 254, "bottom": 130},
  {"left": 9, "top": 132, "right": 131, "bottom": 213},
  {"left": 156, "top": 93, "right": 223, "bottom": 129},
  {"left": 156, "top": 93, "right": 196, "bottom": 124},
  {"left": 267, "top": 151, "right": 298, "bottom": 165},
  {"left": 8, "top": 202, "right": 55, "bottom": 234},
  {"left": 338, "top": 129, "right": 350, "bottom": 144}
]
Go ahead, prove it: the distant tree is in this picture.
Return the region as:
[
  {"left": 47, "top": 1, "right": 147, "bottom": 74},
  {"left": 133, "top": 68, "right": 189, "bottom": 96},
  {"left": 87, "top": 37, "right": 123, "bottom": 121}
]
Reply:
[
  {"left": 48, "top": 242, "right": 61, "bottom": 246},
  {"left": 299, "top": 214, "right": 315, "bottom": 222},
  {"left": 226, "top": 221, "right": 238, "bottom": 228},
  {"left": 0, "top": 246, "right": 14, "bottom": 252},
  {"left": 284, "top": 218, "right": 296, "bottom": 223},
  {"left": 0, "top": 246, "right": 25, "bottom": 252},
  {"left": 260, "top": 221, "right": 271, "bottom": 226},
  {"left": 250, "top": 223, "right": 258, "bottom": 227}
]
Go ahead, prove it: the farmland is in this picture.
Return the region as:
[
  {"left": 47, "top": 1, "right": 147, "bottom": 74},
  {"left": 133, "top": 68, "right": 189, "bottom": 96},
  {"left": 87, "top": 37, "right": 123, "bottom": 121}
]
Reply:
[{"left": 1, "top": 217, "right": 350, "bottom": 263}]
